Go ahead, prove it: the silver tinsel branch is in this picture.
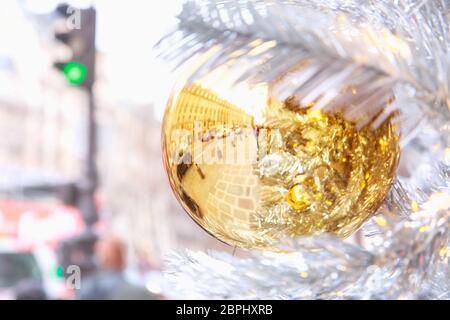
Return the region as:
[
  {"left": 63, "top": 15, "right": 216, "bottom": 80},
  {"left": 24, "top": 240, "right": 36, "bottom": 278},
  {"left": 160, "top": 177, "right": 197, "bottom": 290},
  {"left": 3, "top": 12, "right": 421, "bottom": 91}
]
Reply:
[
  {"left": 164, "top": 193, "right": 449, "bottom": 299},
  {"left": 156, "top": 0, "right": 450, "bottom": 299}
]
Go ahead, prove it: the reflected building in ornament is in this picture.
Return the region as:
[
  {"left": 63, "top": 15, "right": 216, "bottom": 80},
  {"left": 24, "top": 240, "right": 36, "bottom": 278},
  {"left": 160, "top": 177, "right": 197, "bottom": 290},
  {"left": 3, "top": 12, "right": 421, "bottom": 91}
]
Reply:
[{"left": 169, "top": 84, "right": 254, "bottom": 131}]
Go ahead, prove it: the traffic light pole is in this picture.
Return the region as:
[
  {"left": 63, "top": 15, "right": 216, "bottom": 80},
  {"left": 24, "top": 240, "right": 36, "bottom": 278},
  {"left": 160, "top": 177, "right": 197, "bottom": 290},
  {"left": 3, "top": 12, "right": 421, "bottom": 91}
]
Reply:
[
  {"left": 54, "top": 6, "right": 98, "bottom": 227},
  {"left": 51, "top": 5, "right": 99, "bottom": 275},
  {"left": 78, "top": 86, "right": 98, "bottom": 227}
]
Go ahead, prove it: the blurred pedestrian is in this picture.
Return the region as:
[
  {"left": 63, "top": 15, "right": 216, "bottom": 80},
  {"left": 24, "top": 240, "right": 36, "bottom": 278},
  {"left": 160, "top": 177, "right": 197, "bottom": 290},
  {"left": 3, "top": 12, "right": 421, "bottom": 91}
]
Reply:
[{"left": 77, "top": 236, "right": 158, "bottom": 300}]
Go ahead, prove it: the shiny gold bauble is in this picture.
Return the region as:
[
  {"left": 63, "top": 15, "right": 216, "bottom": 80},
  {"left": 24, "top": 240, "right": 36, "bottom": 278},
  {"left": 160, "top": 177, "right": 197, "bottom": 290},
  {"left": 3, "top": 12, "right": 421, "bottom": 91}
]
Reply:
[{"left": 162, "top": 83, "right": 400, "bottom": 250}]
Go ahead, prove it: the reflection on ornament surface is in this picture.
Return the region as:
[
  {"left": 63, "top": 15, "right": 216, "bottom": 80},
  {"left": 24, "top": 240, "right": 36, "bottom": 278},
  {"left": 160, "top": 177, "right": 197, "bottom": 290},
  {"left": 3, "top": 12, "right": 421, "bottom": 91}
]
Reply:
[{"left": 162, "top": 83, "right": 400, "bottom": 250}]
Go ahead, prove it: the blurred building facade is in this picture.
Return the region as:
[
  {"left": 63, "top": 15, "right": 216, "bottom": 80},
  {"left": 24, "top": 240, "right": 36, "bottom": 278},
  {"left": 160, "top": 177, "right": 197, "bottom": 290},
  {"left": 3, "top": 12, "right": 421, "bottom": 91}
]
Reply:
[
  {"left": 0, "top": 72, "right": 85, "bottom": 188},
  {"left": 96, "top": 97, "right": 229, "bottom": 266}
]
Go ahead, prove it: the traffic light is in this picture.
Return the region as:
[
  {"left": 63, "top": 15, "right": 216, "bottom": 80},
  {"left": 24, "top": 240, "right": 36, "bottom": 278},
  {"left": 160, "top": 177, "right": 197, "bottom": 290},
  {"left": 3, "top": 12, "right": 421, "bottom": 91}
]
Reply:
[
  {"left": 53, "top": 4, "right": 99, "bottom": 229},
  {"left": 53, "top": 4, "right": 96, "bottom": 90}
]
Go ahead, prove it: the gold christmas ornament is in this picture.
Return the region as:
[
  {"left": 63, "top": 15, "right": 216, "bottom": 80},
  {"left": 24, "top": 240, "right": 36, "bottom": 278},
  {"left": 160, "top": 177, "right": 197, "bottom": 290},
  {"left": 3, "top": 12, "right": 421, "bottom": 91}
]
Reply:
[{"left": 162, "top": 82, "right": 400, "bottom": 250}]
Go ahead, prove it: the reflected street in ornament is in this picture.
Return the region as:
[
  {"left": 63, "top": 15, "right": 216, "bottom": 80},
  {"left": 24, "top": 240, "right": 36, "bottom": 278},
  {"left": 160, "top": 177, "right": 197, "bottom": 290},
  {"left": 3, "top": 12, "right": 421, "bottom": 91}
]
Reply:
[{"left": 162, "top": 82, "right": 400, "bottom": 250}]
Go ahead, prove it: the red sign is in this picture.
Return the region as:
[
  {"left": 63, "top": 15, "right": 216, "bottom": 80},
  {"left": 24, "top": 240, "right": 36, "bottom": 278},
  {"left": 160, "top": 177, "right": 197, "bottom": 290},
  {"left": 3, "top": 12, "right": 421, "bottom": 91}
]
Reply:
[{"left": 0, "top": 200, "right": 84, "bottom": 251}]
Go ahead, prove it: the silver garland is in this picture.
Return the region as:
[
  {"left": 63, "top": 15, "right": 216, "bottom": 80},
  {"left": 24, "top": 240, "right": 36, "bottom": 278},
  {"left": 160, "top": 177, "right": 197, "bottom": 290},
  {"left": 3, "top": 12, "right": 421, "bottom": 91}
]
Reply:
[{"left": 156, "top": 0, "right": 450, "bottom": 299}]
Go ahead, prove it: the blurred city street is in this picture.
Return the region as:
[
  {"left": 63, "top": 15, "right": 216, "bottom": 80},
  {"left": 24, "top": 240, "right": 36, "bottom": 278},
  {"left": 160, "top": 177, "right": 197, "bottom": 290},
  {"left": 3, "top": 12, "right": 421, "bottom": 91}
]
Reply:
[
  {"left": 0, "top": 0, "right": 231, "bottom": 300},
  {"left": 0, "top": 0, "right": 448, "bottom": 307}
]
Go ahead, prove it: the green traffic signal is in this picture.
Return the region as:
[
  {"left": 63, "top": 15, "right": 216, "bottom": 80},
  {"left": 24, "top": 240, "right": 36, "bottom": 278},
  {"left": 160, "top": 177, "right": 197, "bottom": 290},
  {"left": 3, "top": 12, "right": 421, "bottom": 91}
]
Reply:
[
  {"left": 63, "top": 61, "right": 88, "bottom": 85},
  {"left": 55, "top": 265, "right": 65, "bottom": 278}
]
